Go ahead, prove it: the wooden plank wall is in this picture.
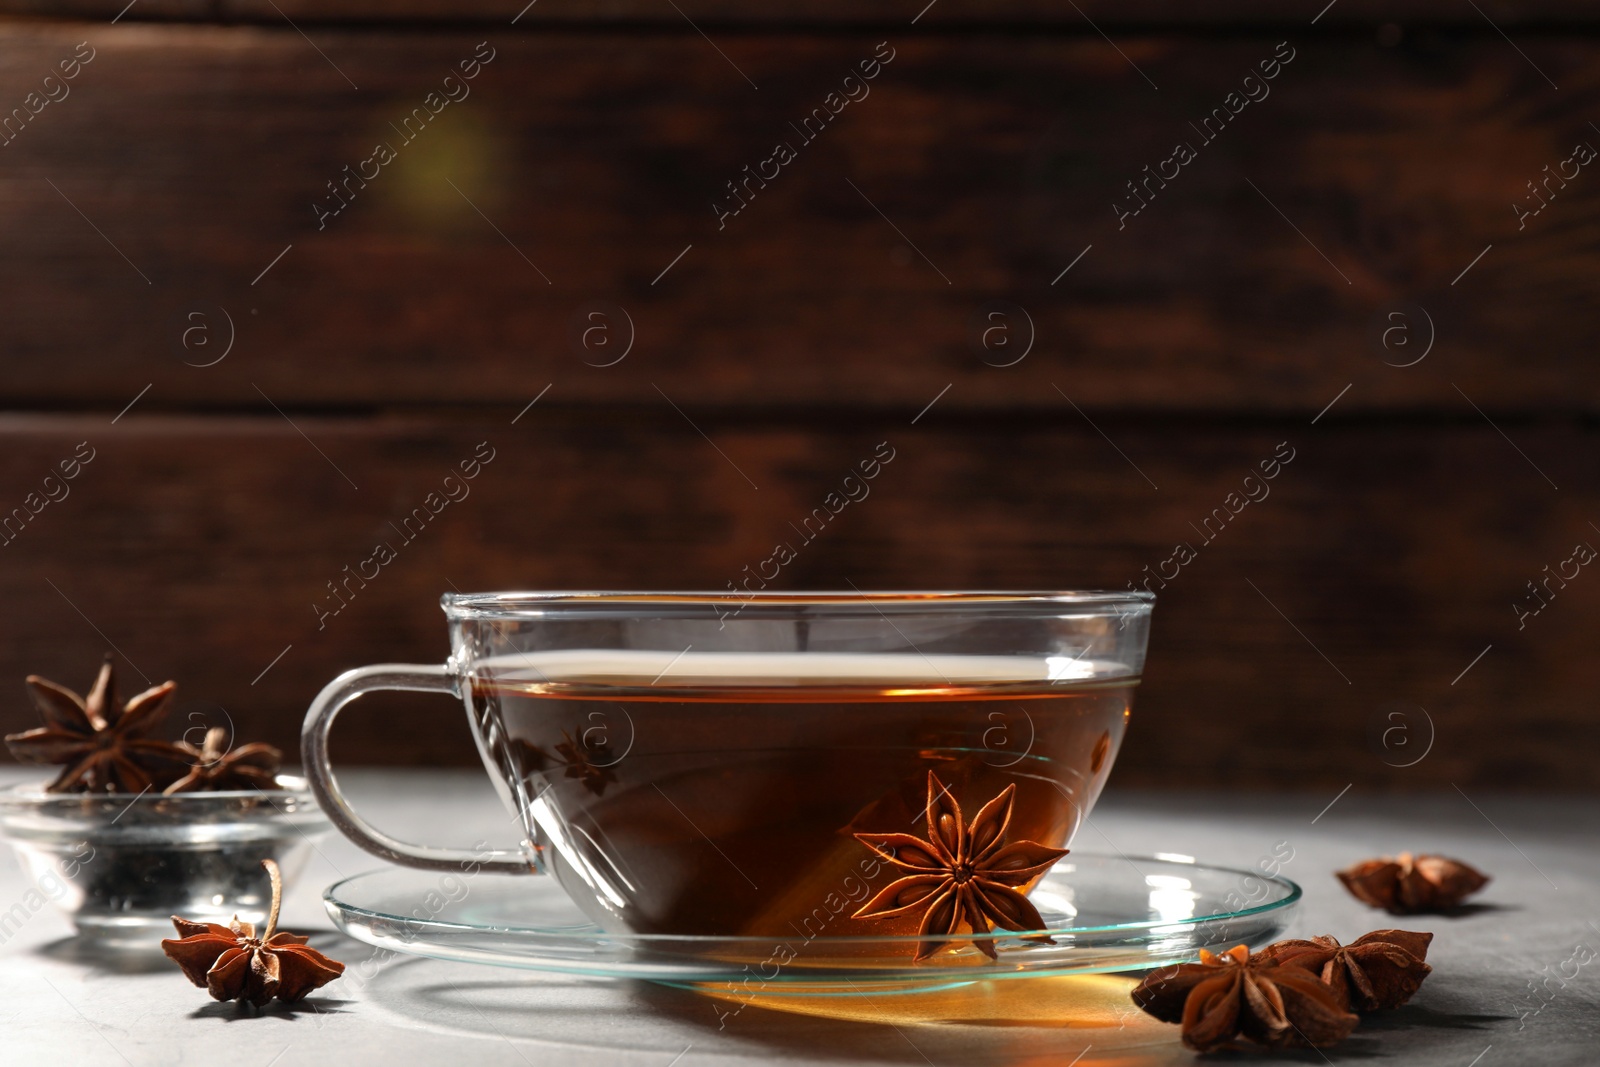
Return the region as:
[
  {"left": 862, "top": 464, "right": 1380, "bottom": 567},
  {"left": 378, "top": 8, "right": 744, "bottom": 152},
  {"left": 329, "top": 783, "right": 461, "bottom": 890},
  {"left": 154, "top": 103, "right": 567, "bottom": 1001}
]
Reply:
[{"left": 0, "top": 2, "right": 1596, "bottom": 791}]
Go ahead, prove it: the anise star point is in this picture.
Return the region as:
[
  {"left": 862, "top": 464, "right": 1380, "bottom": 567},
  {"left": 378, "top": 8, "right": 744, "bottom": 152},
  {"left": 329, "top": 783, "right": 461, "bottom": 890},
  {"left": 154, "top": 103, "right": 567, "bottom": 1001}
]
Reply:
[{"left": 852, "top": 771, "right": 1068, "bottom": 961}]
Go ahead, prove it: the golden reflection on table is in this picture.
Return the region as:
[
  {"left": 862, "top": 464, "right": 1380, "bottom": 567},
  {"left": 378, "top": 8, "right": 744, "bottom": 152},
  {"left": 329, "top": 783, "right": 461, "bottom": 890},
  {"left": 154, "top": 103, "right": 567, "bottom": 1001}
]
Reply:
[{"left": 697, "top": 973, "right": 1175, "bottom": 1063}]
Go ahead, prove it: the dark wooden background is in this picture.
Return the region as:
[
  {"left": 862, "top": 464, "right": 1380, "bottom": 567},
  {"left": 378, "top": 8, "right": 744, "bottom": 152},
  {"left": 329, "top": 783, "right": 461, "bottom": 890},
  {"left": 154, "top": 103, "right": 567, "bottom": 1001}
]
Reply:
[{"left": 1, "top": 1, "right": 1596, "bottom": 791}]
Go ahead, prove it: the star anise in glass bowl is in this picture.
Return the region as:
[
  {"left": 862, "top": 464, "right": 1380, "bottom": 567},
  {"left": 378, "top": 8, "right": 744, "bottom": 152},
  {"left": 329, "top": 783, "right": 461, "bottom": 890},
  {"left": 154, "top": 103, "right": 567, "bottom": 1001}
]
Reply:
[
  {"left": 4, "top": 657, "right": 192, "bottom": 793},
  {"left": 164, "top": 726, "right": 283, "bottom": 795},
  {"left": 0, "top": 658, "right": 329, "bottom": 946}
]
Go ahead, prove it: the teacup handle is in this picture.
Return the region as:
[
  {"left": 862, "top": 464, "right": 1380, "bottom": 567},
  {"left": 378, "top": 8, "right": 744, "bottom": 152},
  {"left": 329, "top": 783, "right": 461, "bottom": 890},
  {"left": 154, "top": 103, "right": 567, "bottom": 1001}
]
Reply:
[{"left": 301, "top": 663, "right": 534, "bottom": 875}]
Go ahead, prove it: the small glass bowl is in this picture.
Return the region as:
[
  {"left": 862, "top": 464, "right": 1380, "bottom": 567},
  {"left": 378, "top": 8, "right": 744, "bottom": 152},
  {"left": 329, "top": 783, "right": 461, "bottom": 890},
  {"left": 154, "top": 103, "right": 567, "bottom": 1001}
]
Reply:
[{"left": 0, "top": 774, "right": 330, "bottom": 945}]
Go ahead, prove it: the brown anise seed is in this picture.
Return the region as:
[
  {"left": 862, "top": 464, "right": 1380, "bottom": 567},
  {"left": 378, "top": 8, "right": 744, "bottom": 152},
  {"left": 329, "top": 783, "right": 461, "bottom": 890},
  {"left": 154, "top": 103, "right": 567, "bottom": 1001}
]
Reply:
[
  {"left": 1132, "top": 943, "right": 1360, "bottom": 1053},
  {"left": 5, "top": 657, "right": 191, "bottom": 794},
  {"left": 1337, "top": 853, "right": 1488, "bottom": 913},
  {"left": 161, "top": 860, "right": 344, "bottom": 1005},
  {"left": 1253, "top": 930, "right": 1433, "bottom": 1012}
]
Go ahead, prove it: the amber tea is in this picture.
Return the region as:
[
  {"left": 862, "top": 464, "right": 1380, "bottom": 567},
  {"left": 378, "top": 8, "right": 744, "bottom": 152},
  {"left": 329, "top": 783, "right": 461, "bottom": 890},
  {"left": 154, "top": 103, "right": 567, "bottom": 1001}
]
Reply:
[{"left": 467, "top": 651, "right": 1133, "bottom": 940}]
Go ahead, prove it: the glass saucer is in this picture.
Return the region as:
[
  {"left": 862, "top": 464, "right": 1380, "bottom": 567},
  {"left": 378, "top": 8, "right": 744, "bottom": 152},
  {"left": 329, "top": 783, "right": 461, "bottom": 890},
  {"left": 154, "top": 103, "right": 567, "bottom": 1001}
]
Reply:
[{"left": 325, "top": 853, "right": 1299, "bottom": 994}]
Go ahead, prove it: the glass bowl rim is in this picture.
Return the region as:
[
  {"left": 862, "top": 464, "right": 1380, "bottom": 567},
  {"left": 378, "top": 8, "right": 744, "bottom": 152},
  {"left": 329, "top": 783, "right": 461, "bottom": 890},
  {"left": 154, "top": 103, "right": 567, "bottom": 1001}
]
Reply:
[
  {"left": 0, "top": 773, "right": 314, "bottom": 811},
  {"left": 442, "top": 590, "right": 1156, "bottom": 620}
]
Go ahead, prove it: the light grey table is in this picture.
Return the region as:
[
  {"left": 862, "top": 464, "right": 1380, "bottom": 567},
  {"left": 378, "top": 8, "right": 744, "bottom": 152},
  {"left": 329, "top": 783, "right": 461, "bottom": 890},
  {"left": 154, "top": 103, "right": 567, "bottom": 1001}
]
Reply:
[{"left": 2, "top": 768, "right": 1594, "bottom": 1066}]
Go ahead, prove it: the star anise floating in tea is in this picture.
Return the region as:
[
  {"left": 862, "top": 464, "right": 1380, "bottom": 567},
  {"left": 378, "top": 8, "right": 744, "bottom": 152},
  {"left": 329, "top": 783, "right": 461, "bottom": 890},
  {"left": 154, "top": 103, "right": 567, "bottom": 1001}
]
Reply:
[
  {"left": 554, "top": 729, "right": 618, "bottom": 796},
  {"left": 1253, "top": 930, "right": 1433, "bottom": 1012},
  {"left": 164, "top": 726, "right": 283, "bottom": 794},
  {"left": 162, "top": 859, "right": 344, "bottom": 1006},
  {"left": 852, "top": 771, "right": 1069, "bottom": 960},
  {"left": 505, "top": 731, "right": 619, "bottom": 797},
  {"left": 4, "top": 657, "right": 192, "bottom": 793},
  {"left": 1131, "top": 944, "right": 1360, "bottom": 1053},
  {"left": 1337, "top": 852, "right": 1489, "bottom": 913}
]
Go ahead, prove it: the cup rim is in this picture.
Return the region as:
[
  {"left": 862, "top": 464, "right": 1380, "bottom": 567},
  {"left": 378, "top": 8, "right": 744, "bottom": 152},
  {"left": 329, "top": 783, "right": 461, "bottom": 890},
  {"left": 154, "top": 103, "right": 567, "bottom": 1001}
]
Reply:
[{"left": 442, "top": 590, "right": 1155, "bottom": 619}]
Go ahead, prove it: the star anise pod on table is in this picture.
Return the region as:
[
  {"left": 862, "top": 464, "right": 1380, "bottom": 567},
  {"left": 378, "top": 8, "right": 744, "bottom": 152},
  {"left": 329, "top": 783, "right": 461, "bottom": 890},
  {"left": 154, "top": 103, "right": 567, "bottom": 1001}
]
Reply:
[
  {"left": 163, "top": 726, "right": 283, "bottom": 794},
  {"left": 4, "top": 656, "right": 192, "bottom": 793},
  {"left": 1337, "top": 853, "right": 1490, "bottom": 913},
  {"left": 1132, "top": 944, "right": 1360, "bottom": 1053},
  {"left": 162, "top": 859, "right": 344, "bottom": 1006},
  {"left": 1253, "top": 930, "right": 1433, "bottom": 1012},
  {"left": 852, "top": 771, "right": 1069, "bottom": 960}
]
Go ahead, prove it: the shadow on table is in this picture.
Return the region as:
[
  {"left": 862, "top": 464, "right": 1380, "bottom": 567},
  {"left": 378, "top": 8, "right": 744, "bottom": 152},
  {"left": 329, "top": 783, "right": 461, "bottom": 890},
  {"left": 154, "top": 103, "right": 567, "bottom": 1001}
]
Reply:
[
  {"left": 186, "top": 997, "right": 358, "bottom": 1022},
  {"left": 1427, "top": 903, "right": 1519, "bottom": 918},
  {"left": 339, "top": 928, "right": 1523, "bottom": 1065},
  {"left": 33, "top": 927, "right": 354, "bottom": 978},
  {"left": 1360, "top": 1003, "right": 1507, "bottom": 1032},
  {"left": 35, "top": 935, "right": 173, "bottom": 975},
  {"left": 349, "top": 941, "right": 1174, "bottom": 1064},
  {"left": 402, "top": 977, "right": 1144, "bottom": 1064}
]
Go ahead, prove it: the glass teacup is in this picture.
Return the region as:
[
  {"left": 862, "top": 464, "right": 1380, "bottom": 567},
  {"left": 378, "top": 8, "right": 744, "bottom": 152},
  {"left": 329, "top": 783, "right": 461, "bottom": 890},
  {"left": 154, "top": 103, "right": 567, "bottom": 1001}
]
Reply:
[{"left": 302, "top": 592, "right": 1153, "bottom": 954}]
